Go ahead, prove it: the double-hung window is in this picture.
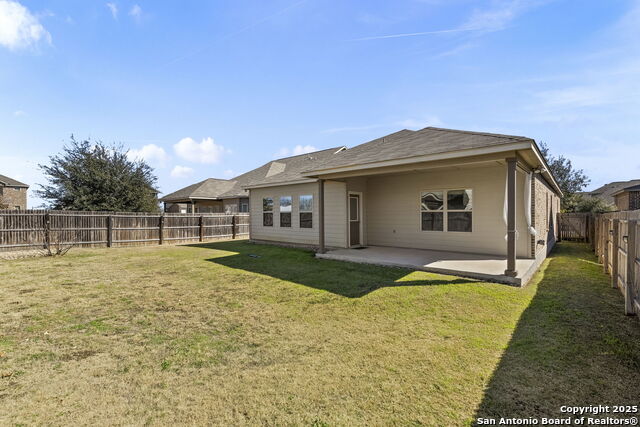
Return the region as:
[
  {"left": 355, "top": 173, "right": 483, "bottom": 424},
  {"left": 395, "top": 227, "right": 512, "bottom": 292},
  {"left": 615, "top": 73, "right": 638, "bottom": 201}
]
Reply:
[
  {"left": 280, "top": 196, "right": 292, "bottom": 227},
  {"left": 299, "top": 195, "right": 313, "bottom": 228},
  {"left": 263, "top": 197, "right": 273, "bottom": 226},
  {"left": 421, "top": 189, "right": 472, "bottom": 232}
]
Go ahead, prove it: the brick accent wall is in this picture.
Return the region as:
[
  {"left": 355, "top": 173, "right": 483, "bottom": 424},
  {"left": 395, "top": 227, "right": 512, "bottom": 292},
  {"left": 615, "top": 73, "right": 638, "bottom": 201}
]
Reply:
[
  {"left": 533, "top": 174, "right": 559, "bottom": 257},
  {"left": 0, "top": 186, "right": 28, "bottom": 209}
]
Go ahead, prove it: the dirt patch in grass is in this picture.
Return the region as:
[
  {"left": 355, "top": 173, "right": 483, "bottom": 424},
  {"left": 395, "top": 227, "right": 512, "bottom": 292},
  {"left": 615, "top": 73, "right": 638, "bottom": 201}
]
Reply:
[{"left": 0, "top": 241, "right": 638, "bottom": 425}]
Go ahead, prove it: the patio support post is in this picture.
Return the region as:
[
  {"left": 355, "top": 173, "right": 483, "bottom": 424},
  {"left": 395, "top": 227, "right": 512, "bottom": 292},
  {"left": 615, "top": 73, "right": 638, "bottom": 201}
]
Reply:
[
  {"left": 505, "top": 157, "right": 518, "bottom": 277},
  {"left": 318, "top": 179, "right": 325, "bottom": 254}
]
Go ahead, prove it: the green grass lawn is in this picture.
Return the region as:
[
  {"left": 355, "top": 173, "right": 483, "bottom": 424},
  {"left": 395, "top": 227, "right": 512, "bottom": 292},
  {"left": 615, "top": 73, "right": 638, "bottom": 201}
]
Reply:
[{"left": 1, "top": 241, "right": 638, "bottom": 425}]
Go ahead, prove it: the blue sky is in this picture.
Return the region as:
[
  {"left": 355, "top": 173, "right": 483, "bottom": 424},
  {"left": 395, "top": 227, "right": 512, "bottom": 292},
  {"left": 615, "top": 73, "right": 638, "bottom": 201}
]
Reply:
[{"left": 1, "top": 0, "right": 639, "bottom": 207}]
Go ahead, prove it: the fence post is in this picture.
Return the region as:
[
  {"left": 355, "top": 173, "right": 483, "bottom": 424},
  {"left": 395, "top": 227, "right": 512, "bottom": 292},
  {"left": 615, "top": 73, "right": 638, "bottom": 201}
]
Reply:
[
  {"left": 199, "top": 215, "right": 204, "bottom": 242},
  {"left": 159, "top": 215, "right": 164, "bottom": 245},
  {"left": 603, "top": 219, "right": 610, "bottom": 274},
  {"left": 611, "top": 219, "right": 619, "bottom": 288},
  {"left": 557, "top": 212, "right": 562, "bottom": 242},
  {"left": 232, "top": 215, "right": 236, "bottom": 239},
  {"left": 625, "top": 220, "right": 637, "bottom": 316},
  {"left": 44, "top": 211, "right": 51, "bottom": 250},
  {"left": 107, "top": 215, "right": 113, "bottom": 248},
  {"left": 584, "top": 214, "right": 589, "bottom": 243}
]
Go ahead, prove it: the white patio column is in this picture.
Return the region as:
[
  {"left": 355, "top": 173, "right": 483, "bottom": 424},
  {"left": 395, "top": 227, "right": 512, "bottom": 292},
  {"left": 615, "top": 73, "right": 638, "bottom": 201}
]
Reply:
[
  {"left": 505, "top": 157, "right": 518, "bottom": 277},
  {"left": 318, "top": 179, "right": 325, "bottom": 254}
]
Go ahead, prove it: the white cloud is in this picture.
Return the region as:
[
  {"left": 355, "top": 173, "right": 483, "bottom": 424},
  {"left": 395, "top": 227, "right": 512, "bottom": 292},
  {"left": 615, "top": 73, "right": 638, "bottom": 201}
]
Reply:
[
  {"left": 13, "top": 110, "right": 26, "bottom": 117},
  {"left": 223, "top": 169, "right": 235, "bottom": 178},
  {"left": 173, "top": 137, "right": 228, "bottom": 164},
  {"left": 352, "top": 0, "right": 549, "bottom": 42},
  {"left": 129, "top": 4, "right": 141, "bottom": 22},
  {"left": 170, "top": 165, "right": 194, "bottom": 178},
  {"left": 106, "top": 2, "right": 118, "bottom": 19},
  {"left": 127, "top": 144, "right": 169, "bottom": 167},
  {"left": 0, "top": 0, "right": 51, "bottom": 50},
  {"left": 275, "top": 145, "right": 318, "bottom": 158}
]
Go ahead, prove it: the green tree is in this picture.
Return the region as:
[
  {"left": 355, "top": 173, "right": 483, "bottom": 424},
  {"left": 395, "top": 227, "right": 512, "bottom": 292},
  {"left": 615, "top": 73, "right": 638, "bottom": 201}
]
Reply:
[
  {"left": 571, "top": 194, "right": 616, "bottom": 213},
  {"left": 37, "top": 136, "right": 159, "bottom": 212},
  {"left": 539, "top": 142, "right": 590, "bottom": 211}
]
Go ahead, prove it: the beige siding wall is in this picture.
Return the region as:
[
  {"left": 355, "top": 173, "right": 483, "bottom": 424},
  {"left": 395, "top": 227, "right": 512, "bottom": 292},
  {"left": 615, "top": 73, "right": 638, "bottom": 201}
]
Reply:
[
  {"left": 325, "top": 181, "right": 348, "bottom": 248},
  {"left": 249, "top": 181, "right": 348, "bottom": 248},
  {"left": 615, "top": 192, "right": 630, "bottom": 211},
  {"left": 533, "top": 173, "right": 560, "bottom": 258},
  {"left": 365, "top": 165, "right": 531, "bottom": 257}
]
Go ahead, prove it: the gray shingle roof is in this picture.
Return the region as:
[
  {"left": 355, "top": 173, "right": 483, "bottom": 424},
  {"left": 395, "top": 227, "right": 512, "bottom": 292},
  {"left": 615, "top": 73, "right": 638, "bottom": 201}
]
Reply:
[
  {"left": 160, "top": 147, "right": 345, "bottom": 200},
  {"left": 585, "top": 179, "right": 640, "bottom": 203},
  {"left": 159, "top": 178, "right": 236, "bottom": 202},
  {"left": 0, "top": 174, "right": 28, "bottom": 188},
  {"left": 237, "top": 147, "right": 344, "bottom": 188},
  {"left": 305, "top": 127, "right": 534, "bottom": 173}
]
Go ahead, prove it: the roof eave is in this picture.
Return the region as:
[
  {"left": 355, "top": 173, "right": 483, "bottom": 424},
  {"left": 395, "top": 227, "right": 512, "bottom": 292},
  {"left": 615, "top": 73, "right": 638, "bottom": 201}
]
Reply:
[
  {"left": 303, "top": 141, "right": 531, "bottom": 175},
  {"left": 243, "top": 178, "right": 318, "bottom": 190}
]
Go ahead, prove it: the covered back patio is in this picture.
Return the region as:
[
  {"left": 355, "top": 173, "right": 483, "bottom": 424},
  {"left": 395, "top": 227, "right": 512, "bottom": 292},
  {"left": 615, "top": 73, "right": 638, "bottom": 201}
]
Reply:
[
  {"left": 316, "top": 245, "right": 539, "bottom": 286},
  {"left": 308, "top": 145, "right": 557, "bottom": 287}
]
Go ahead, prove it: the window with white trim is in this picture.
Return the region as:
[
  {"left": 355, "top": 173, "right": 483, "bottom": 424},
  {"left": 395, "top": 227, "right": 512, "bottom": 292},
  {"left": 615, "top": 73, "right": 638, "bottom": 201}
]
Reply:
[
  {"left": 299, "top": 195, "right": 313, "bottom": 228},
  {"left": 263, "top": 197, "right": 273, "bottom": 226},
  {"left": 420, "top": 189, "right": 472, "bottom": 232},
  {"left": 280, "top": 196, "right": 292, "bottom": 227}
]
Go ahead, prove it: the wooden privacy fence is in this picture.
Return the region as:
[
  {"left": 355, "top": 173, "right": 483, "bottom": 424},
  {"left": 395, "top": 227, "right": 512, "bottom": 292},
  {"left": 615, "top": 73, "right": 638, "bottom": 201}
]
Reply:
[
  {"left": 558, "top": 212, "right": 594, "bottom": 242},
  {"left": 0, "top": 210, "right": 250, "bottom": 252},
  {"left": 593, "top": 210, "right": 640, "bottom": 317}
]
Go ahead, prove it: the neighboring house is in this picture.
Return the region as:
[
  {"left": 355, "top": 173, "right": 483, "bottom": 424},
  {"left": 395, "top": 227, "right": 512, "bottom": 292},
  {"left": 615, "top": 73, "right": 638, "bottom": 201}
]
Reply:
[
  {"left": 581, "top": 179, "right": 640, "bottom": 206},
  {"left": 243, "top": 127, "right": 562, "bottom": 284},
  {"left": 159, "top": 149, "right": 343, "bottom": 213},
  {"left": 611, "top": 184, "right": 640, "bottom": 211},
  {"left": 160, "top": 178, "right": 249, "bottom": 213},
  {"left": 0, "top": 174, "right": 29, "bottom": 210}
]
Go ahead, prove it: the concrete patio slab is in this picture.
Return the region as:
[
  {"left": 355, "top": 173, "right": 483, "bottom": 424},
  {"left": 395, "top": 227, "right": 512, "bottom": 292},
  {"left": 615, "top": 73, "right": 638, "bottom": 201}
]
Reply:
[{"left": 316, "top": 246, "right": 540, "bottom": 286}]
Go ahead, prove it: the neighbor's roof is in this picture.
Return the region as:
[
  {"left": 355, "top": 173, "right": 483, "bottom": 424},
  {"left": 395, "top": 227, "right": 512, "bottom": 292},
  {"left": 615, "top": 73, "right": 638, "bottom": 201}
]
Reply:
[
  {"left": 161, "top": 147, "right": 345, "bottom": 200},
  {"left": 611, "top": 183, "right": 640, "bottom": 197},
  {"left": 240, "top": 147, "right": 345, "bottom": 189},
  {"left": 159, "top": 178, "right": 237, "bottom": 202},
  {"left": 585, "top": 179, "right": 640, "bottom": 203},
  {"left": 305, "top": 127, "right": 534, "bottom": 173},
  {"left": 0, "top": 174, "right": 28, "bottom": 188}
]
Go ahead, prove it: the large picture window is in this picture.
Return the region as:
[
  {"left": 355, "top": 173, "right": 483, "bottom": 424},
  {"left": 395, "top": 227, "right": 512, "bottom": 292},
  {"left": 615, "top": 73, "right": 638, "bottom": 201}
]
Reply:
[
  {"left": 420, "top": 189, "right": 472, "bottom": 232},
  {"left": 299, "top": 195, "right": 313, "bottom": 228},
  {"left": 263, "top": 197, "right": 273, "bottom": 226},
  {"left": 279, "top": 196, "right": 292, "bottom": 227}
]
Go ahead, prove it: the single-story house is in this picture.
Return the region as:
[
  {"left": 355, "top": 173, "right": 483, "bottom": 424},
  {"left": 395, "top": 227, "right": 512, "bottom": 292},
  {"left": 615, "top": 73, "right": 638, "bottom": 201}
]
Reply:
[
  {"left": 612, "top": 184, "right": 640, "bottom": 211},
  {"left": 159, "top": 150, "right": 342, "bottom": 213},
  {"left": 243, "top": 127, "right": 562, "bottom": 286},
  {"left": 0, "top": 174, "right": 29, "bottom": 210},
  {"left": 160, "top": 178, "right": 249, "bottom": 213}
]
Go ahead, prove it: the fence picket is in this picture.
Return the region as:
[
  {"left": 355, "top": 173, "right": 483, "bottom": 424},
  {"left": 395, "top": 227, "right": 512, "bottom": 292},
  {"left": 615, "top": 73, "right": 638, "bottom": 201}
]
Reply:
[
  {"left": 0, "top": 209, "right": 249, "bottom": 252},
  {"left": 580, "top": 210, "right": 640, "bottom": 320}
]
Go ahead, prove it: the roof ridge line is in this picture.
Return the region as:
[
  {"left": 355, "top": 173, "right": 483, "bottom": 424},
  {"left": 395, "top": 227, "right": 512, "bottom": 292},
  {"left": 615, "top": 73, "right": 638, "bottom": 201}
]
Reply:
[
  {"left": 271, "top": 146, "right": 345, "bottom": 162},
  {"left": 423, "top": 126, "right": 531, "bottom": 140}
]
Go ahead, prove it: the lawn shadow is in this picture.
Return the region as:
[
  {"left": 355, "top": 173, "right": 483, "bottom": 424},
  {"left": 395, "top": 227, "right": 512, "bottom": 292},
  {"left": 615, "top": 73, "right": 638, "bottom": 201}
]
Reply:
[
  {"left": 474, "top": 242, "right": 640, "bottom": 422},
  {"left": 186, "top": 240, "right": 475, "bottom": 298}
]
